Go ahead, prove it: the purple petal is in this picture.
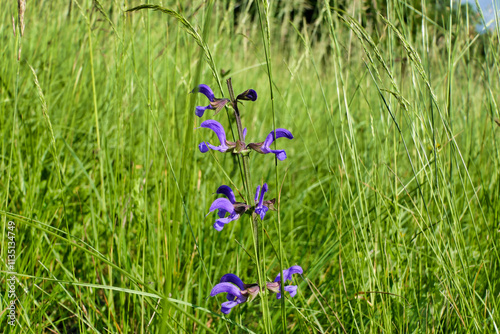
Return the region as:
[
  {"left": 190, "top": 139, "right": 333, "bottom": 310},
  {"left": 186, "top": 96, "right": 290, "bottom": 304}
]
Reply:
[
  {"left": 236, "top": 89, "right": 258, "bottom": 101},
  {"left": 258, "top": 183, "right": 268, "bottom": 207},
  {"left": 210, "top": 282, "right": 243, "bottom": 298},
  {"left": 209, "top": 198, "right": 235, "bottom": 215},
  {"left": 269, "top": 149, "right": 287, "bottom": 161},
  {"left": 213, "top": 214, "right": 240, "bottom": 231},
  {"left": 221, "top": 301, "right": 238, "bottom": 314},
  {"left": 201, "top": 120, "right": 228, "bottom": 151},
  {"left": 275, "top": 285, "right": 298, "bottom": 299},
  {"left": 254, "top": 184, "right": 269, "bottom": 220},
  {"left": 285, "top": 285, "right": 298, "bottom": 298},
  {"left": 195, "top": 105, "right": 213, "bottom": 118},
  {"left": 213, "top": 220, "right": 226, "bottom": 231},
  {"left": 285, "top": 265, "right": 304, "bottom": 280},
  {"left": 243, "top": 128, "right": 247, "bottom": 141},
  {"left": 263, "top": 129, "right": 294, "bottom": 150},
  {"left": 217, "top": 185, "right": 236, "bottom": 204},
  {"left": 199, "top": 142, "right": 209, "bottom": 153},
  {"left": 255, "top": 206, "right": 268, "bottom": 220},
  {"left": 254, "top": 185, "right": 260, "bottom": 202},
  {"left": 217, "top": 209, "right": 228, "bottom": 218},
  {"left": 275, "top": 265, "right": 303, "bottom": 283},
  {"left": 206, "top": 142, "right": 229, "bottom": 153},
  {"left": 220, "top": 274, "right": 245, "bottom": 290},
  {"left": 246, "top": 89, "right": 257, "bottom": 101},
  {"left": 213, "top": 220, "right": 225, "bottom": 231},
  {"left": 194, "top": 84, "right": 215, "bottom": 102}
]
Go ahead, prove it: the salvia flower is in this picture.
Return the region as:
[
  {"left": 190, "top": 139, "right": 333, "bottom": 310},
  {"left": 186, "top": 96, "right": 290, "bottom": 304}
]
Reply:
[
  {"left": 266, "top": 265, "right": 303, "bottom": 299},
  {"left": 248, "top": 129, "right": 294, "bottom": 161},
  {"left": 236, "top": 89, "right": 258, "bottom": 101},
  {"left": 192, "top": 84, "right": 230, "bottom": 117},
  {"left": 193, "top": 84, "right": 257, "bottom": 117},
  {"left": 210, "top": 273, "right": 260, "bottom": 314},
  {"left": 208, "top": 185, "right": 249, "bottom": 231},
  {"left": 198, "top": 120, "right": 238, "bottom": 154}
]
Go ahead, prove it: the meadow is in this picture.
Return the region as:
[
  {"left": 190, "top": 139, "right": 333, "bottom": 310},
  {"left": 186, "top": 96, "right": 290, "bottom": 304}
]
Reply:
[{"left": 1, "top": 0, "right": 499, "bottom": 332}]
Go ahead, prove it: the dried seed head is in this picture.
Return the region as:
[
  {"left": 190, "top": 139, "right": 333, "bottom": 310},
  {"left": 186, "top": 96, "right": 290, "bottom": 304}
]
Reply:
[
  {"left": 12, "top": 15, "right": 16, "bottom": 36},
  {"left": 18, "top": 0, "right": 26, "bottom": 36}
]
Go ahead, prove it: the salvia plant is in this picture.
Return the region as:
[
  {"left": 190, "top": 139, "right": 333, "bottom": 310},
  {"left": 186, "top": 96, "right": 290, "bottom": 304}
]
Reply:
[{"left": 193, "top": 79, "right": 303, "bottom": 322}]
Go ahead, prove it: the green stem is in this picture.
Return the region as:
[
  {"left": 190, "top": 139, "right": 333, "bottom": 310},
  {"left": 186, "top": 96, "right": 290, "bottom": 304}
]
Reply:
[
  {"left": 226, "top": 78, "right": 269, "bottom": 334},
  {"left": 255, "top": 0, "right": 284, "bottom": 330},
  {"left": 87, "top": 14, "right": 106, "bottom": 214}
]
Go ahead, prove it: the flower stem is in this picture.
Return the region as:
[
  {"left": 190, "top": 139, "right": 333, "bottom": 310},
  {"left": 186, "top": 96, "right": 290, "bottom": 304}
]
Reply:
[
  {"left": 226, "top": 79, "right": 251, "bottom": 196},
  {"left": 226, "top": 78, "right": 270, "bottom": 333}
]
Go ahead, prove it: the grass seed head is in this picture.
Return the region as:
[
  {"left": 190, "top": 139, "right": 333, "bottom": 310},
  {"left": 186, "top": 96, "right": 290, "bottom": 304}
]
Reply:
[{"left": 18, "top": 0, "right": 26, "bottom": 36}]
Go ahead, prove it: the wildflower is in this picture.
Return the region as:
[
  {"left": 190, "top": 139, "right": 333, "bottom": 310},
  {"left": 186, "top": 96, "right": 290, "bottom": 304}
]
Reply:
[
  {"left": 198, "top": 120, "right": 249, "bottom": 155},
  {"left": 236, "top": 89, "right": 258, "bottom": 101},
  {"left": 210, "top": 273, "right": 260, "bottom": 314},
  {"left": 192, "top": 84, "right": 229, "bottom": 117},
  {"left": 248, "top": 129, "right": 294, "bottom": 161},
  {"left": 266, "top": 265, "right": 303, "bottom": 299},
  {"left": 192, "top": 84, "right": 257, "bottom": 117},
  {"left": 209, "top": 185, "right": 249, "bottom": 231},
  {"left": 208, "top": 183, "right": 275, "bottom": 230},
  {"left": 198, "top": 120, "right": 236, "bottom": 154}
]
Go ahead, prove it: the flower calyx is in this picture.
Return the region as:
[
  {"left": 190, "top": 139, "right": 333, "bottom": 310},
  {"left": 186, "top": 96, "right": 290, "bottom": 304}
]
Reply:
[
  {"left": 210, "top": 98, "right": 231, "bottom": 116},
  {"left": 240, "top": 283, "right": 260, "bottom": 302}
]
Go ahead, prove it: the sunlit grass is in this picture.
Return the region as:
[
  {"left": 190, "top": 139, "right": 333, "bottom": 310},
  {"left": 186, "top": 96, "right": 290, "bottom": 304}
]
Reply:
[{"left": 1, "top": 0, "right": 499, "bottom": 332}]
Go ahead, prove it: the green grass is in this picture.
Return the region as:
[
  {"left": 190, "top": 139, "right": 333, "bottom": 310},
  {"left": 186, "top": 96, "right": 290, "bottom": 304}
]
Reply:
[{"left": 1, "top": 0, "right": 499, "bottom": 332}]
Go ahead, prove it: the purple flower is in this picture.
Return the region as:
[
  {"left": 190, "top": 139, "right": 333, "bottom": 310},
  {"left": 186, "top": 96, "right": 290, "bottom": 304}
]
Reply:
[
  {"left": 247, "top": 129, "right": 294, "bottom": 161},
  {"left": 198, "top": 120, "right": 237, "bottom": 154},
  {"left": 192, "top": 84, "right": 229, "bottom": 117},
  {"left": 208, "top": 185, "right": 249, "bottom": 231},
  {"left": 210, "top": 282, "right": 246, "bottom": 314},
  {"left": 210, "top": 273, "right": 260, "bottom": 314},
  {"left": 254, "top": 183, "right": 269, "bottom": 220},
  {"left": 266, "top": 265, "right": 303, "bottom": 299},
  {"left": 236, "top": 89, "right": 258, "bottom": 101}
]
